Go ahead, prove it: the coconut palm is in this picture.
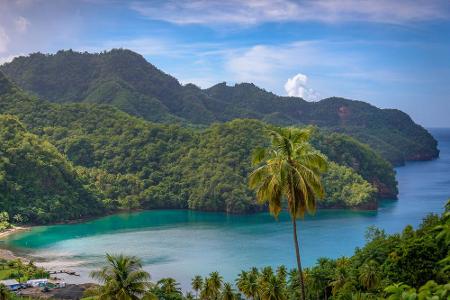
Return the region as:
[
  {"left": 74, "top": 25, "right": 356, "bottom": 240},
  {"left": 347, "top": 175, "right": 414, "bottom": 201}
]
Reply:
[
  {"left": 201, "top": 277, "right": 215, "bottom": 300},
  {"left": 142, "top": 291, "right": 158, "bottom": 300},
  {"left": 221, "top": 282, "right": 236, "bottom": 300},
  {"left": 330, "top": 266, "right": 351, "bottom": 296},
  {"left": 275, "top": 266, "right": 287, "bottom": 286},
  {"left": 157, "top": 277, "right": 182, "bottom": 297},
  {"left": 90, "top": 253, "right": 151, "bottom": 300},
  {"left": 236, "top": 271, "right": 250, "bottom": 298},
  {"left": 192, "top": 275, "right": 204, "bottom": 299},
  {"left": 260, "top": 267, "right": 274, "bottom": 283},
  {"left": 259, "top": 275, "right": 286, "bottom": 300},
  {"left": 359, "top": 260, "right": 380, "bottom": 291},
  {"left": 186, "top": 291, "right": 195, "bottom": 300},
  {"left": 209, "top": 271, "right": 223, "bottom": 298},
  {"left": 249, "top": 127, "right": 327, "bottom": 300},
  {"left": 236, "top": 270, "right": 259, "bottom": 300}
]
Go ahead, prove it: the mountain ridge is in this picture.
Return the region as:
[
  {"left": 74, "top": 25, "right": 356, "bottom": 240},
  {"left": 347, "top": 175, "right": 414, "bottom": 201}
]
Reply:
[{"left": 0, "top": 49, "right": 439, "bottom": 165}]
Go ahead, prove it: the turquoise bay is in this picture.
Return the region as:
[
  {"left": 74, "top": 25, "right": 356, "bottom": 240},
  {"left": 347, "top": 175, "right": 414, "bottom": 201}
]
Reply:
[{"left": 2, "top": 129, "right": 450, "bottom": 289}]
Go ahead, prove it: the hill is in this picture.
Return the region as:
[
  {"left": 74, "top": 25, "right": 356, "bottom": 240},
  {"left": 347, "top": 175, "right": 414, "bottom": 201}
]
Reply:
[
  {"left": 0, "top": 49, "right": 438, "bottom": 165},
  {"left": 0, "top": 114, "right": 105, "bottom": 224},
  {"left": 0, "top": 72, "right": 399, "bottom": 223}
]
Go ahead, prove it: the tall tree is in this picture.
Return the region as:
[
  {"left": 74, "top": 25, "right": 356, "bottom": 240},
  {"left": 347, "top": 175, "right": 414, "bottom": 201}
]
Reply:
[
  {"left": 259, "top": 275, "right": 286, "bottom": 300},
  {"left": 90, "top": 253, "right": 151, "bottom": 300},
  {"left": 221, "top": 282, "right": 236, "bottom": 300},
  {"left": 359, "top": 260, "right": 380, "bottom": 291},
  {"left": 209, "top": 271, "right": 223, "bottom": 299},
  {"left": 236, "top": 270, "right": 259, "bottom": 300},
  {"left": 192, "top": 275, "right": 204, "bottom": 299},
  {"left": 157, "top": 277, "right": 182, "bottom": 299},
  {"left": 249, "top": 127, "right": 327, "bottom": 300}
]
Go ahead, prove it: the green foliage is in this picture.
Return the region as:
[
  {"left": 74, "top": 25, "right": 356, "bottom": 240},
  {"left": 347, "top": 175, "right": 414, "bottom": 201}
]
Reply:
[
  {"left": 0, "top": 259, "right": 49, "bottom": 283},
  {"left": 305, "top": 201, "right": 450, "bottom": 299},
  {"left": 0, "top": 50, "right": 439, "bottom": 165},
  {"left": 90, "top": 253, "right": 151, "bottom": 299},
  {"left": 322, "top": 163, "right": 377, "bottom": 208},
  {"left": 0, "top": 115, "right": 105, "bottom": 224},
  {"left": 311, "top": 132, "right": 397, "bottom": 198},
  {"left": 0, "top": 211, "right": 10, "bottom": 231},
  {"left": 0, "top": 71, "right": 400, "bottom": 223}
]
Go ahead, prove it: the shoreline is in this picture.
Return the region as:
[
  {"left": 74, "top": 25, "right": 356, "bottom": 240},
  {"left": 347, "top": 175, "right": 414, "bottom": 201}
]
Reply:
[
  {"left": 0, "top": 226, "right": 31, "bottom": 262},
  {"left": 0, "top": 226, "right": 30, "bottom": 239}
]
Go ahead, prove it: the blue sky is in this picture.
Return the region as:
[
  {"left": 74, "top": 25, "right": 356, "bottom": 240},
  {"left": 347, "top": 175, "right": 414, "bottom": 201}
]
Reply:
[{"left": 1, "top": 0, "right": 450, "bottom": 127}]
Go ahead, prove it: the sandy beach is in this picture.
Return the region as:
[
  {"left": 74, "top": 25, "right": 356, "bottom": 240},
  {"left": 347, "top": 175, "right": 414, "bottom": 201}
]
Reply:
[
  {"left": 0, "top": 226, "right": 30, "bottom": 239},
  {"left": 0, "top": 226, "right": 31, "bottom": 261}
]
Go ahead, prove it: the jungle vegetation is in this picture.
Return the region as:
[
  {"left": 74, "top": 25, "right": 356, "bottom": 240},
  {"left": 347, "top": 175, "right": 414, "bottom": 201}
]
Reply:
[
  {"left": 0, "top": 72, "right": 393, "bottom": 224},
  {"left": 0, "top": 49, "right": 439, "bottom": 166}
]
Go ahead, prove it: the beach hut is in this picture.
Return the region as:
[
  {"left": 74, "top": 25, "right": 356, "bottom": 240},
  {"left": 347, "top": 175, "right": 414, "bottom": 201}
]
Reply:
[{"left": 0, "top": 279, "right": 21, "bottom": 291}]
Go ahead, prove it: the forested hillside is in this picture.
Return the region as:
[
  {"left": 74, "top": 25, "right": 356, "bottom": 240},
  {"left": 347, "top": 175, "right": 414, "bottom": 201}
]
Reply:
[
  {"left": 0, "top": 115, "right": 105, "bottom": 224},
  {"left": 0, "top": 72, "right": 397, "bottom": 223},
  {"left": 0, "top": 49, "right": 438, "bottom": 165}
]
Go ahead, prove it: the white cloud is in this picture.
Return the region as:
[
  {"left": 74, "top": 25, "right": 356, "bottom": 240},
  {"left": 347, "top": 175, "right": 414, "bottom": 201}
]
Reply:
[
  {"left": 284, "top": 73, "right": 319, "bottom": 101},
  {"left": 15, "top": 16, "right": 30, "bottom": 33},
  {"left": 224, "top": 40, "right": 359, "bottom": 93},
  {"left": 130, "top": 0, "right": 450, "bottom": 26},
  {"left": 0, "top": 27, "right": 10, "bottom": 53}
]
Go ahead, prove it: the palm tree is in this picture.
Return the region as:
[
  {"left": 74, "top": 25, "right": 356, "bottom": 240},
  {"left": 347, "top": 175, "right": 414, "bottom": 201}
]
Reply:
[
  {"left": 192, "top": 275, "right": 204, "bottom": 299},
  {"left": 186, "top": 291, "right": 195, "bottom": 300},
  {"left": 259, "top": 275, "right": 286, "bottom": 300},
  {"left": 330, "top": 266, "right": 349, "bottom": 296},
  {"left": 358, "top": 260, "right": 380, "bottom": 291},
  {"left": 142, "top": 291, "right": 158, "bottom": 300},
  {"left": 157, "top": 277, "right": 182, "bottom": 297},
  {"left": 90, "top": 253, "right": 151, "bottom": 300},
  {"left": 260, "top": 267, "right": 274, "bottom": 283},
  {"left": 236, "top": 271, "right": 250, "bottom": 298},
  {"left": 236, "top": 270, "right": 259, "bottom": 300},
  {"left": 275, "top": 266, "right": 287, "bottom": 286},
  {"left": 221, "top": 282, "right": 236, "bottom": 300},
  {"left": 209, "top": 271, "right": 223, "bottom": 299},
  {"left": 249, "top": 127, "right": 327, "bottom": 300},
  {"left": 201, "top": 277, "right": 215, "bottom": 300}
]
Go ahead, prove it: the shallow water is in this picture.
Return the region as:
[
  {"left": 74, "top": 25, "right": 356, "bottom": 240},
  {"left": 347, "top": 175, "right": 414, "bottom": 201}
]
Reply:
[{"left": 2, "top": 128, "right": 449, "bottom": 289}]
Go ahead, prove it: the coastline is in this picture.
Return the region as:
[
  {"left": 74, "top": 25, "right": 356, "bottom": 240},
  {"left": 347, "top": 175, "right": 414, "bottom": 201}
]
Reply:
[
  {"left": 0, "top": 226, "right": 31, "bottom": 261},
  {"left": 0, "top": 226, "right": 30, "bottom": 239}
]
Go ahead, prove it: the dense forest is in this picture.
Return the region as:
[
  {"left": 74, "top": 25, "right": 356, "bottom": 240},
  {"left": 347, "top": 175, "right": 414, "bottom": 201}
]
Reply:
[
  {"left": 0, "top": 115, "right": 104, "bottom": 223},
  {"left": 0, "top": 71, "right": 396, "bottom": 224},
  {"left": 0, "top": 49, "right": 438, "bottom": 166}
]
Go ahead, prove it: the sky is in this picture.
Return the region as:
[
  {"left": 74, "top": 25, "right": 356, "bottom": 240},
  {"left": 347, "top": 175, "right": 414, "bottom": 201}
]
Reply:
[{"left": 0, "top": 0, "right": 450, "bottom": 127}]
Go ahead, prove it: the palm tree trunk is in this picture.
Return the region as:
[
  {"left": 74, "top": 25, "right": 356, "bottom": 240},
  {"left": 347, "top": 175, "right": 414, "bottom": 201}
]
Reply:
[{"left": 292, "top": 217, "right": 306, "bottom": 300}]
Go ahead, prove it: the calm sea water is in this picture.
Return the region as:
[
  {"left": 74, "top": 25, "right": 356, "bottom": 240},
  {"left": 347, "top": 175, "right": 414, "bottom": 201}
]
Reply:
[{"left": 2, "top": 129, "right": 449, "bottom": 289}]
